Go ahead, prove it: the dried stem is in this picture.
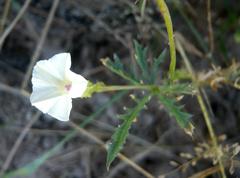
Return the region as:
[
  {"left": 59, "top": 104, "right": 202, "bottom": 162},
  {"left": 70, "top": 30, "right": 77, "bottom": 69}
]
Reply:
[
  {"left": 21, "top": 0, "right": 60, "bottom": 89},
  {"left": 0, "top": 112, "right": 40, "bottom": 176},
  {"left": 0, "top": 0, "right": 31, "bottom": 49},
  {"left": 0, "top": 0, "right": 11, "bottom": 34},
  {"left": 207, "top": 0, "right": 214, "bottom": 54}
]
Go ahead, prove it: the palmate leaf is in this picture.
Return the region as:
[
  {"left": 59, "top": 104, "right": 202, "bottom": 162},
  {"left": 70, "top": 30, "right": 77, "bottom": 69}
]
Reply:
[
  {"left": 157, "top": 94, "right": 192, "bottom": 129},
  {"left": 106, "top": 95, "right": 150, "bottom": 169}
]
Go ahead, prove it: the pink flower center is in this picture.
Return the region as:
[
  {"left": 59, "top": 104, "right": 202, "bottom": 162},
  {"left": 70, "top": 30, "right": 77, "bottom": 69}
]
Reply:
[{"left": 64, "top": 83, "right": 72, "bottom": 92}]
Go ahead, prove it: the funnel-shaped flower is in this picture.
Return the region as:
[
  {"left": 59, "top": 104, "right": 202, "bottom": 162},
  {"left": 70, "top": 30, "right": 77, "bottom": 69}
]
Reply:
[{"left": 30, "top": 53, "right": 88, "bottom": 121}]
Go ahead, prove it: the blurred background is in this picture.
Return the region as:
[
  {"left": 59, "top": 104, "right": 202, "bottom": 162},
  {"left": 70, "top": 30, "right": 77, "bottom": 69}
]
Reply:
[{"left": 0, "top": 0, "right": 240, "bottom": 177}]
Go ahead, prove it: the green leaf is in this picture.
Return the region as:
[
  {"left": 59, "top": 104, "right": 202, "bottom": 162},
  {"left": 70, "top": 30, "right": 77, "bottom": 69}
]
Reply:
[
  {"left": 102, "top": 41, "right": 168, "bottom": 85},
  {"left": 157, "top": 94, "right": 191, "bottom": 129},
  {"left": 159, "top": 83, "right": 195, "bottom": 95},
  {"left": 101, "top": 57, "right": 139, "bottom": 84},
  {"left": 151, "top": 49, "right": 167, "bottom": 83},
  {"left": 134, "top": 40, "right": 149, "bottom": 83},
  {"left": 106, "top": 95, "right": 150, "bottom": 169},
  {"left": 138, "top": 0, "right": 147, "bottom": 18},
  {"left": 234, "top": 30, "right": 240, "bottom": 44}
]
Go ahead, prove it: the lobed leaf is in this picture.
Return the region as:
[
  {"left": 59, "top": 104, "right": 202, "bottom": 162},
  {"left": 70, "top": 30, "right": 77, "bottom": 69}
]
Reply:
[
  {"left": 103, "top": 41, "right": 168, "bottom": 85},
  {"left": 151, "top": 49, "right": 167, "bottom": 83},
  {"left": 159, "top": 83, "right": 195, "bottom": 95},
  {"left": 134, "top": 40, "right": 149, "bottom": 83},
  {"left": 101, "top": 57, "right": 139, "bottom": 84},
  {"left": 106, "top": 95, "right": 150, "bottom": 169},
  {"left": 157, "top": 94, "right": 191, "bottom": 129}
]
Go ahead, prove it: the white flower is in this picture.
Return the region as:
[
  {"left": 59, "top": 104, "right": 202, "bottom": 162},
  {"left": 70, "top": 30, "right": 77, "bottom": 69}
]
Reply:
[{"left": 30, "top": 53, "right": 88, "bottom": 121}]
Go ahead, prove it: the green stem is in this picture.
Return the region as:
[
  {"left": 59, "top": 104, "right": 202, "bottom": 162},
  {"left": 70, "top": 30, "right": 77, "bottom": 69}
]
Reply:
[
  {"left": 97, "top": 84, "right": 193, "bottom": 96},
  {"left": 83, "top": 82, "right": 193, "bottom": 97},
  {"left": 176, "top": 40, "right": 226, "bottom": 178},
  {"left": 196, "top": 91, "right": 226, "bottom": 178},
  {"left": 156, "top": 0, "right": 176, "bottom": 80},
  {"left": 99, "top": 85, "right": 152, "bottom": 92}
]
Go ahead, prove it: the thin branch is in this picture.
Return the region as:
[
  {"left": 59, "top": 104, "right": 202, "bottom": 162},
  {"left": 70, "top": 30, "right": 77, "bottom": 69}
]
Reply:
[
  {"left": 189, "top": 160, "right": 240, "bottom": 178},
  {"left": 207, "top": 0, "right": 214, "bottom": 54},
  {"left": 0, "top": 0, "right": 11, "bottom": 34},
  {"left": 0, "top": 0, "right": 31, "bottom": 49},
  {"left": 159, "top": 157, "right": 200, "bottom": 177},
  {"left": 106, "top": 146, "right": 158, "bottom": 178},
  {"left": 0, "top": 112, "right": 40, "bottom": 176},
  {"left": 0, "top": 83, "right": 29, "bottom": 98},
  {"left": 69, "top": 0, "right": 128, "bottom": 48},
  {"left": 189, "top": 165, "right": 219, "bottom": 178},
  {"left": 21, "top": 0, "right": 60, "bottom": 89}
]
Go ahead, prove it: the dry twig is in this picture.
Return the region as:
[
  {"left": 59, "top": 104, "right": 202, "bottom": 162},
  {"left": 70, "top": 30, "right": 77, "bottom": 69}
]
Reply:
[
  {"left": 21, "top": 0, "right": 60, "bottom": 89},
  {"left": 207, "top": 0, "right": 214, "bottom": 54},
  {"left": 0, "top": 112, "right": 40, "bottom": 176},
  {"left": 0, "top": 0, "right": 31, "bottom": 49},
  {"left": 0, "top": 0, "right": 11, "bottom": 34}
]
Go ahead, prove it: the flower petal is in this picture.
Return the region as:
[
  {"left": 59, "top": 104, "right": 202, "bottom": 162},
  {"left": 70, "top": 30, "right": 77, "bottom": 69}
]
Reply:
[
  {"left": 33, "top": 53, "right": 71, "bottom": 82},
  {"left": 31, "top": 95, "right": 62, "bottom": 114},
  {"left": 30, "top": 52, "right": 72, "bottom": 108},
  {"left": 66, "top": 71, "right": 88, "bottom": 98},
  {"left": 31, "top": 95, "right": 72, "bottom": 121},
  {"left": 47, "top": 95, "right": 72, "bottom": 121},
  {"left": 30, "top": 53, "right": 75, "bottom": 121},
  {"left": 30, "top": 86, "right": 62, "bottom": 104},
  {"left": 48, "top": 53, "right": 71, "bottom": 77},
  {"left": 32, "top": 61, "right": 62, "bottom": 88}
]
